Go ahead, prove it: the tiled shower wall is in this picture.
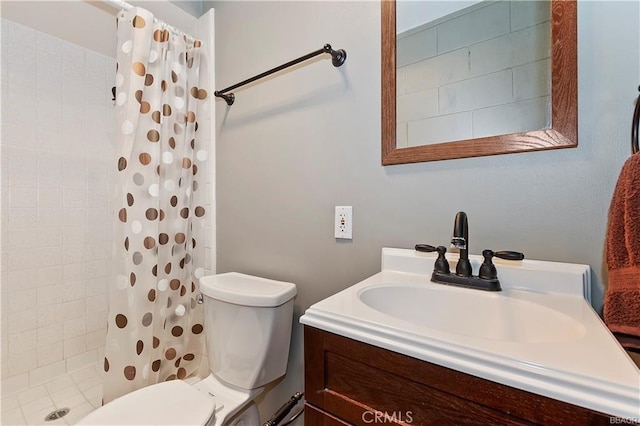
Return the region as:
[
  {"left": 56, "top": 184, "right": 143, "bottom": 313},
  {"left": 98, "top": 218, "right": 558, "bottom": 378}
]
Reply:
[
  {"left": 1, "top": 18, "right": 116, "bottom": 393},
  {"left": 396, "top": 0, "right": 551, "bottom": 147}
]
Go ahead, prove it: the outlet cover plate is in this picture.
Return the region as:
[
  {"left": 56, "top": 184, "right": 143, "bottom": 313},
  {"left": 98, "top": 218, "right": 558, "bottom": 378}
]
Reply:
[{"left": 335, "top": 206, "right": 353, "bottom": 239}]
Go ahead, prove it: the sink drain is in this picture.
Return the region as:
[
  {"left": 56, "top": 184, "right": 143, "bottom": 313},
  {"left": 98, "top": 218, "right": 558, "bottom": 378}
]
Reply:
[{"left": 45, "top": 408, "right": 70, "bottom": 421}]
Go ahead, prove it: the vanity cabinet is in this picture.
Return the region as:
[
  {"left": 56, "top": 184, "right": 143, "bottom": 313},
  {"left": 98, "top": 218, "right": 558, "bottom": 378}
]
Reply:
[{"left": 303, "top": 326, "right": 611, "bottom": 425}]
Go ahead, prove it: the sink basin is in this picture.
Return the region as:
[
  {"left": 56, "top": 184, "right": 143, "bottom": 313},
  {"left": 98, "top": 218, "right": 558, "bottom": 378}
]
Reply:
[
  {"left": 358, "top": 284, "right": 586, "bottom": 343},
  {"left": 301, "top": 248, "right": 640, "bottom": 419}
]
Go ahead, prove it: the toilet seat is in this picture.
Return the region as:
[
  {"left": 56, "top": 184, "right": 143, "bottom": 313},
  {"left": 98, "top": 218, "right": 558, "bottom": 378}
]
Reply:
[{"left": 76, "top": 380, "right": 216, "bottom": 425}]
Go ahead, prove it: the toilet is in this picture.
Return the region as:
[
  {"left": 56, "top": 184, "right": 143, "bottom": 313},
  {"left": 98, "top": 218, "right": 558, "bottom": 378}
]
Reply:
[{"left": 77, "top": 272, "right": 297, "bottom": 425}]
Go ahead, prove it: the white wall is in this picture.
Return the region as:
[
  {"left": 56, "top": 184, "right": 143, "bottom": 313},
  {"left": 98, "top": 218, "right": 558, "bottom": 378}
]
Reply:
[
  {"left": 212, "top": 0, "right": 639, "bottom": 422},
  {"left": 1, "top": 18, "right": 116, "bottom": 391}
]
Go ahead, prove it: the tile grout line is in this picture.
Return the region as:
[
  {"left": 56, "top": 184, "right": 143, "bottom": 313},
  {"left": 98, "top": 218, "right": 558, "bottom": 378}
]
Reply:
[{"left": 8, "top": 363, "right": 103, "bottom": 426}]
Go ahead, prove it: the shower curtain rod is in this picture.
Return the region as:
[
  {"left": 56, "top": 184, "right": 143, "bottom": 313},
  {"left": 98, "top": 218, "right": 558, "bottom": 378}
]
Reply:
[
  {"left": 213, "top": 44, "right": 347, "bottom": 106},
  {"left": 102, "top": 0, "right": 196, "bottom": 43}
]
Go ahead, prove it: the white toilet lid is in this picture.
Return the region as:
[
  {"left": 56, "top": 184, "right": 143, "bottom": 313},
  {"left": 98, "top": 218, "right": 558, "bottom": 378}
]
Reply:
[{"left": 77, "top": 380, "right": 216, "bottom": 425}]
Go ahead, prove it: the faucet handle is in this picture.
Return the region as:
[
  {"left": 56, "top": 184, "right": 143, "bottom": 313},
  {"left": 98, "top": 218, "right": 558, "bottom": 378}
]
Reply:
[
  {"left": 479, "top": 249, "right": 524, "bottom": 280},
  {"left": 494, "top": 251, "right": 525, "bottom": 261},
  {"left": 415, "top": 244, "right": 450, "bottom": 274},
  {"left": 434, "top": 245, "right": 450, "bottom": 274},
  {"left": 479, "top": 249, "right": 498, "bottom": 280}
]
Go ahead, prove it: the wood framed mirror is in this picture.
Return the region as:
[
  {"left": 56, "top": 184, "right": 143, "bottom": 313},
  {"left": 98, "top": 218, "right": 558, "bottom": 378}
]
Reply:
[{"left": 381, "top": 0, "right": 577, "bottom": 165}]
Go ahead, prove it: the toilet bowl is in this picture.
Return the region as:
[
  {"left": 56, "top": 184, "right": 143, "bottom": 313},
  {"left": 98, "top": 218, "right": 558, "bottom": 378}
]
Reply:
[
  {"left": 226, "top": 402, "right": 259, "bottom": 426},
  {"left": 77, "top": 272, "right": 296, "bottom": 425}
]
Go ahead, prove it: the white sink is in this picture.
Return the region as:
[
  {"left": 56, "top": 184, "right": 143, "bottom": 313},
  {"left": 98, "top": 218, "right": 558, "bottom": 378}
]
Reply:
[
  {"left": 300, "top": 248, "right": 640, "bottom": 419},
  {"left": 358, "top": 284, "right": 586, "bottom": 343}
]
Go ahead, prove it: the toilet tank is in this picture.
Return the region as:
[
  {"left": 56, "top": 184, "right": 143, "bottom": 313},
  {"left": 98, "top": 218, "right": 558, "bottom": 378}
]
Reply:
[{"left": 199, "top": 273, "right": 297, "bottom": 390}]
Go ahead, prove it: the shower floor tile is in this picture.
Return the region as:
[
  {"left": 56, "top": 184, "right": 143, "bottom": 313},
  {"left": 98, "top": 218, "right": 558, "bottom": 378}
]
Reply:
[{"left": 1, "top": 364, "right": 103, "bottom": 425}]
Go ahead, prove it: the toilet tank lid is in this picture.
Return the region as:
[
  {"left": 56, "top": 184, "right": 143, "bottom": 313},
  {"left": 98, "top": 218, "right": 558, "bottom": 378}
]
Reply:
[{"left": 199, "top": 272, "right": 297, "bottom": 307}]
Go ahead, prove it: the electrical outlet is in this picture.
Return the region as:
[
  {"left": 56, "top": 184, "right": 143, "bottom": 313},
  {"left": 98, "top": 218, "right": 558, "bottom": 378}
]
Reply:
[{"left": 334, "top": 206, "right": 353, "bottom": 239}]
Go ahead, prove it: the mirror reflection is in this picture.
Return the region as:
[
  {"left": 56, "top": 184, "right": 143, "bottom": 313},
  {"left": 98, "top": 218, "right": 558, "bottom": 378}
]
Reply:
[{"left": 395, "top": 0, "right": 551, "bottom": 148}]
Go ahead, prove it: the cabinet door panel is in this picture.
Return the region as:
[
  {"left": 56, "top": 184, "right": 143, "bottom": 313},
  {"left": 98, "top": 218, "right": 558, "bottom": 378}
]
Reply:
[
  {"left": 305, "top": 403, "right": 353, "bottom": 426},
  {"left": 323, "top": 351, "right": 531, "bottom": 425},
  {"left": 304, "top": 326, "right": 611, "bottom": 426}
]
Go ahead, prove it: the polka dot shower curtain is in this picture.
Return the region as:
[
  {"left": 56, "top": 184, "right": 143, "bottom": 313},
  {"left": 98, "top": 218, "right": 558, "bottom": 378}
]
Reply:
[{"left": 103, "top": 7, "right": 209, "bottom": 403}]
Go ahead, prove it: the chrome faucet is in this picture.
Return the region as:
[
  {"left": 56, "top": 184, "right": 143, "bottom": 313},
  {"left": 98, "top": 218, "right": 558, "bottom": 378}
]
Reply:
[
  {"left": 414, "top": 211, "right": 524, "bottom": 291},
  {"left": 451, "top": 211, "right": 472, "bottom": 277}
]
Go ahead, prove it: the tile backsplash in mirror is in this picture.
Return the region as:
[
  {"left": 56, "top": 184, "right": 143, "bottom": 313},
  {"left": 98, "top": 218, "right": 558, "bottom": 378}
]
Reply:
[{"left": 396, "top": 1, "right": 551, "bottom": 148}]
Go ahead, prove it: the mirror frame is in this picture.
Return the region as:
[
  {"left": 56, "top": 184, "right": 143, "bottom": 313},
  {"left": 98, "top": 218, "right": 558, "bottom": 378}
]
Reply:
[{"left": 382, "top": 0, "right": 577, "bottom": 165}]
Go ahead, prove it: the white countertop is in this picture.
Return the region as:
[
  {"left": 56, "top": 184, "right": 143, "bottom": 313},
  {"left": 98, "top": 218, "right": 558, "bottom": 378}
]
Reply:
[{"left": 300, "top": 248, "right": 640, "bottom": 420}]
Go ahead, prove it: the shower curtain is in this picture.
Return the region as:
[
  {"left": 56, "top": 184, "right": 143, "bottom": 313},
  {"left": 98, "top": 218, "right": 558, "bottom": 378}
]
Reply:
[{"left": 103, "top": 7, "right": 209, "bottom": 403}]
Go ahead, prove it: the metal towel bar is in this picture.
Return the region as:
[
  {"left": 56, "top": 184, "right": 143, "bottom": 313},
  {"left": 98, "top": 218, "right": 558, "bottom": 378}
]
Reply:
[{"left": 214, "top": 44, "right": 347, "bottom": 106}]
